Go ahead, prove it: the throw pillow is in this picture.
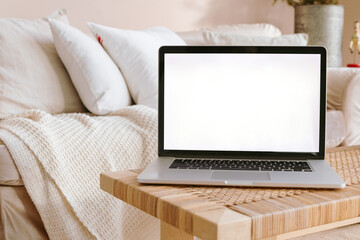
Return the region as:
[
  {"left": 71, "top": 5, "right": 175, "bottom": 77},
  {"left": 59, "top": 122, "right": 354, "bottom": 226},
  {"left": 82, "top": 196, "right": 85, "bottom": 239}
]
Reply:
[
  {"left": 326, "top": 110, "right": 346, "bottom": 148},
  {"left": 203, "top": 31, "right": 308, "bottom": 46},
  {"left": 88, "top": 23, "right": 186, "bottom": 109},
  {"left": 50, "top": 19, "right": 131, "bottom": 115},
  {"left": 326, "top": 68, "right": 360, "bottom": 146},
  {"left": 327, "top": 67, "right": 358, "bottom": 111},
  {"left": 0, "top": 9, "right": 86, "bottom": 118},
  {"left": 342, "top": 72, "right": 360, "bottom": 146},
  {"left": 177, "top": 23, "right": 282, "bottom": 45}
]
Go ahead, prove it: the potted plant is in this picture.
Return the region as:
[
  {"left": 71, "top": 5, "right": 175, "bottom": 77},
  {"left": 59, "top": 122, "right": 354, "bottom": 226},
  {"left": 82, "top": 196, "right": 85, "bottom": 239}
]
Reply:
[{"left": 274, "top": 0, "right": 344, "bottom": 67}]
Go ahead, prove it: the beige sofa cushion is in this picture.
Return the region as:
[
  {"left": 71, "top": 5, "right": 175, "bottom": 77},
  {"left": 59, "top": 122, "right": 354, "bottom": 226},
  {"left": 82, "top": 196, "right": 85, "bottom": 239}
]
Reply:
[
  {"left": 0, "top": 9, "right": 86, "bottom": 118},
  {"left": 0, "top": 186, "right": 47, "bottom": 239},
  {"left": 343, "top": 72, "right": 360, "bottom": 145},
  {"left": 0, "top": 140, "right": 23, "bottom": 186},
  {"left": 326, "top": 110, "right": 346, "bottom": 148},
  {"left": 327, "top": 67, "right": 360, "bottom": 146},
  {"left": 327, "top": 68, "right": 359, "bottom": 111}
]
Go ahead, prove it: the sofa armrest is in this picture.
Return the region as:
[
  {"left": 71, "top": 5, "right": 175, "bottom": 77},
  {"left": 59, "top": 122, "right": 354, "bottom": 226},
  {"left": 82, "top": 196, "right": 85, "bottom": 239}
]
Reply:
[{"left": 328, "top": 67, "right": 360, "bottom": 146}]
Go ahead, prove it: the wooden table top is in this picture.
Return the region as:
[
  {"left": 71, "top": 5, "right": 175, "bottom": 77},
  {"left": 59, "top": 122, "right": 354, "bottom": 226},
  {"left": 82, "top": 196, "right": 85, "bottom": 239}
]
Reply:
[{"left": 100, "top": 146, "right": 360, "bottom": 240}]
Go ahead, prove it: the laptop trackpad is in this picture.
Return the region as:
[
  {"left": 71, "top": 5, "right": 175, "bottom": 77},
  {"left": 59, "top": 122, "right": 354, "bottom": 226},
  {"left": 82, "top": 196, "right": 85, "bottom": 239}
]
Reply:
[{"left": 211, "top": 171, "right": 270, "bottom": 181}]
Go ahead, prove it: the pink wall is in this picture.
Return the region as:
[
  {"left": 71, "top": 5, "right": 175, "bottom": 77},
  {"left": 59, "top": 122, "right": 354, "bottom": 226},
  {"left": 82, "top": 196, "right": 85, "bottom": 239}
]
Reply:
[
  {"left": 0, "top": 0, "right": 293, "bottom": 32},
  {"left": 0, "top": 0, "right": 358, "bottom": 66}
]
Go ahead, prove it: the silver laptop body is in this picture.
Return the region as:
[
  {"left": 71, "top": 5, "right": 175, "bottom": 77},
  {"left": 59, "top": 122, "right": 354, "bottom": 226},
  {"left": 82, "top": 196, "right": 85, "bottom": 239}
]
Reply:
[{"left": 138, "top": 46, "right": 345, "bottom": 188}]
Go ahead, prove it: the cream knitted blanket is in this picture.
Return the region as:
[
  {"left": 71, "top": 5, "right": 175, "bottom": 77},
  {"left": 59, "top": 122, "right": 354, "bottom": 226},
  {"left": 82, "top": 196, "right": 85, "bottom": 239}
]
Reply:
[{"left": 0, "top": 105, "right": 160, "bottom": 240}]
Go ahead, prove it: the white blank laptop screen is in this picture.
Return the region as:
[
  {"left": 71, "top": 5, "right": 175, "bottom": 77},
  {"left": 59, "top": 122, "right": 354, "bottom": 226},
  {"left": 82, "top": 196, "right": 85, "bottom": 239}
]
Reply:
[{"left": 164, "top": 53, "right": 321, "bottom": 152}]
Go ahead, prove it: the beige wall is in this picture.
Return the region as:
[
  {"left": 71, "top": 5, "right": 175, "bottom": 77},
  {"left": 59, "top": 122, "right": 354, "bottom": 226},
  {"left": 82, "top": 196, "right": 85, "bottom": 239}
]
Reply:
[{"left": 0, "top": 0, "right": 358, "bottom": 66}]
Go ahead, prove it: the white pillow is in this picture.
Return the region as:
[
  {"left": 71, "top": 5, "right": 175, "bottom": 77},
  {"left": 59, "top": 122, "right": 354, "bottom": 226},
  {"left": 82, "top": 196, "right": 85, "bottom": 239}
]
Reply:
[
  {"left": 326, "top": 110, "right": 345, "bottom": 148},
  {"left": 177, "top": 23, "right": 282, "bottom": 45},
  {"left": 50, "top": 19, "right": 131, "bottom": 115},
  {"left": 0, "top": 9, "right": 86, "bottom": 118},
  {"left": 88, "top": 23, "right": 186, "bottom": 109},
  {"left": 204, "top": 23, "right": 282, "bottom": 37},
  {"left": 326, "top": 68, "right": 360, "bottom": 146},
  {"left": 342, "top": 72, "right": 360, "bottom": 146},
  {"left": 327, "top": 67, "right": 359, "bottom": 111},
  {"left": 203, "top": 31, "right": 308, "bottom": 46}
]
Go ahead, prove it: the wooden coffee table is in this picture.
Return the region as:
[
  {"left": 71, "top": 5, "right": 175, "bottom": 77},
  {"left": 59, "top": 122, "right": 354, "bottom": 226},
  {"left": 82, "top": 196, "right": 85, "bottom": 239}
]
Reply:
[{"left": 100, "top": 146, "right": 360, "bottom": 240}]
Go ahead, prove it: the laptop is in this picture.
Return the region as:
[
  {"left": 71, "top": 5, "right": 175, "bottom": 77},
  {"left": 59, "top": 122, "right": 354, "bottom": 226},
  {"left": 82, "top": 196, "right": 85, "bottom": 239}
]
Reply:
[{"left": 137, "top": 46, "right": 345, "bottom": 188}]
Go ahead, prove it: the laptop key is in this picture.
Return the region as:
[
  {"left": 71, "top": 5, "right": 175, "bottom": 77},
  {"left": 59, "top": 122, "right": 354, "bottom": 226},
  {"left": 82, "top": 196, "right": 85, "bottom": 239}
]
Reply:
[
  {"left": 211, "top": 166, "right": 230, "bottom": 170},
  {"left": 232, "top": 167, "right": 259, "bottom": 171},
  {"left": 170, "top": 159, "right": 312, "bottom": 172},
  {"left": 199, "top": 166, "right": 210, "bottom": 169}
]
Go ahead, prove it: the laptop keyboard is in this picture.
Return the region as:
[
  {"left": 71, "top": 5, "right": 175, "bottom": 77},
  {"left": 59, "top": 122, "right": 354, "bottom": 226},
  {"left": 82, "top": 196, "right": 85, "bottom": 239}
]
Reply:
[{"left": 169, "top": 159, "right": 312, "bottom": 172}]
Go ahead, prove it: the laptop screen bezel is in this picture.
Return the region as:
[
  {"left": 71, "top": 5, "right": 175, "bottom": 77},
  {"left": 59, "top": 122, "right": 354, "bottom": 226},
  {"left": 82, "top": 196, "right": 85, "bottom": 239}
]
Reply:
[{"left": 158, "top": 46, "right": 326, "bottom": 160}]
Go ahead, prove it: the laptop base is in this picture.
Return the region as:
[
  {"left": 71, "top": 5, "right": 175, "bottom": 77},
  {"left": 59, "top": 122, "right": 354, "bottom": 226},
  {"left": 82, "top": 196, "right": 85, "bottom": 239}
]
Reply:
[{"left": 138, "top": 157, "right": 345, "bottom": 189}]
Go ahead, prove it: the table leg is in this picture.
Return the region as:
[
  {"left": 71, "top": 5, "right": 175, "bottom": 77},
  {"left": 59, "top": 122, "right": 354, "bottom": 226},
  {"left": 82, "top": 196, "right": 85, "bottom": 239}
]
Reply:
[{"left": 161, "top": 221, "right": 194, "bottom": 240}]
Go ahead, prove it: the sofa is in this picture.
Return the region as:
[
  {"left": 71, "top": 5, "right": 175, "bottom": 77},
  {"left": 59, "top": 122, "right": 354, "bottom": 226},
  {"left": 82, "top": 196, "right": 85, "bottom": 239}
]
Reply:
[{"left": 1, "top": 9, "right": 360, "bottom": 240}]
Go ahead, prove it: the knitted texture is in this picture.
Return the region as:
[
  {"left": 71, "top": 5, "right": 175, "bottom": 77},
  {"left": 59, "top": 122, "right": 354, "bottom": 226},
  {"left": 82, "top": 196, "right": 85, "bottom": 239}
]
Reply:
[{"left": 0, "top": 105, "right": 160, "bottom": 240}]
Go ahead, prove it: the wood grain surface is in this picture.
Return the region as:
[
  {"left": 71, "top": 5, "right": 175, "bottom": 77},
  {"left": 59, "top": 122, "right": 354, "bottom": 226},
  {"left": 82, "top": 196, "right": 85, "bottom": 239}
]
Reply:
[
  {"left": 100, "top": 170, "right": 251, "bottom": 240},
  {"left": 100, "top": 146, "right": 360, "bottom": 240},
  {"left": 231, "top": 185, "right": 360, "bottom": 239}
]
